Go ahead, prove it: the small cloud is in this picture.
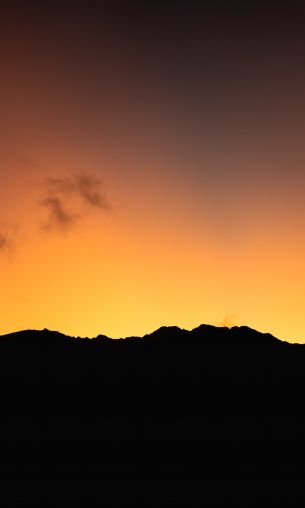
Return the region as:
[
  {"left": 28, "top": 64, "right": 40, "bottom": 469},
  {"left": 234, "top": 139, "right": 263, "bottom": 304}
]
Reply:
[
  {"left": 219, "top": 314, "right": 239, "bottom": 329},
  {"left": 0, "top": 225, "right": 18, "bottom": 255},
  {"left": 46, "top": 172, "right": 111, "bottom": 210},
  {"left": 39, "top": 172, "right": 111, "bottom": 235},
  {"left": 40, "top": 197, "right": 80, "bottom": 235},
  {"left": 77, "top": 173, "right": 111, "bottom": 210},
  {"left": 0, "top": 231, "right": 10, "bottom": 251}
]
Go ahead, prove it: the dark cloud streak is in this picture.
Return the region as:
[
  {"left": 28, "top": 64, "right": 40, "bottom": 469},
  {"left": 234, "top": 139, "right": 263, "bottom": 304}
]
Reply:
[
  {"left": 40, "top": 172, "right": 111, "bottom": 235},
  {"left": 0, "top": 225, "right": 17, "bottom": 254},
  {"left": 0, "top": 231, "right": 10, "bottom": 251},
  {"left": 46, "top": 173, "right": 111, "bottom": 210},
  {"left": 40, "top": 197, "right": 80, "bottom": 234},
  {"left": 77, "top": 174, "right": 110, "bottom": 210}
]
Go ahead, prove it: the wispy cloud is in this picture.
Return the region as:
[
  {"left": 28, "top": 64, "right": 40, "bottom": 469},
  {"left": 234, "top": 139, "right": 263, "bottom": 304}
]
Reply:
[
  {"left": 46, "top": 173, "right": 111, "bottom": 210},
  {"left": 39, "top": 172, "right": 111, "bottom": 235},
  {"left": 0, "top": 225, "right": 17, "bottom": 255},
  {"left": 76, "top": 173, "right": 111, "bottom": 209},
  {"left": 0, "top": 231, "right": 10, "bottom": 251},
  {"left": 40, "top": 196, "right": 80, "bottom": 234}
]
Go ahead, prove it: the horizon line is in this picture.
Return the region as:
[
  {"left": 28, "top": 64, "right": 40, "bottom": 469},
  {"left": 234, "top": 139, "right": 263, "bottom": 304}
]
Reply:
[{"left": 0, "top": 323, "right": 297, "bottom": 344}]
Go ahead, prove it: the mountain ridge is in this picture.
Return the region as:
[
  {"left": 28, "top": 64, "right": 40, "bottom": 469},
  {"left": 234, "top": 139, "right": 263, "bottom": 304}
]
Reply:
[
  {"left": 0, "top": 323, "right": 295, "bottom": 347},
  {"left": 0, "top": 319, "right": 304, "bottom": 506}
]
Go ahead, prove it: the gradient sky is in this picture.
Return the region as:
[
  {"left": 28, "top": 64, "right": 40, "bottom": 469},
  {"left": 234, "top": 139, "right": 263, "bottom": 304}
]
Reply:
[{"left": 0, "top": 2, "right": 305, "bottom": 341}]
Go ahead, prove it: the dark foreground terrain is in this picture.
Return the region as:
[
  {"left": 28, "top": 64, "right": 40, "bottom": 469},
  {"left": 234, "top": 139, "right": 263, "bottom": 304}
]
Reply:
[{"left": 1, "top": 324, "right": 305, "bottom": 506}]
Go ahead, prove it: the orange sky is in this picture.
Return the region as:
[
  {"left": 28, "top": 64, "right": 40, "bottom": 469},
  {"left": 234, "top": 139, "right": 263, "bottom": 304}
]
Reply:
[
  {"left": 0, "top": 152, "right": 304, "bottom": 342},
  {"left": 0, "top": 3, "right": 305, "bottom": 342}
]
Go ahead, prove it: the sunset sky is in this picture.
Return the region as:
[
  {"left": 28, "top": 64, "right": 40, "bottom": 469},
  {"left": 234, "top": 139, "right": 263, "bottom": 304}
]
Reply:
[{"left": 0, "top": 2, "right": 305, "bottom": 342}]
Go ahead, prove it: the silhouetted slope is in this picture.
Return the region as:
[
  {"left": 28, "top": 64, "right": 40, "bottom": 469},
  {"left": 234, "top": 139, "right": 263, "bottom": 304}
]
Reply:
[
  {"left": 0, "top": 324, "right": 304, "bottom": 505},
  {"left": 0, "top": 323, "right": 288, "bottom": 347}
]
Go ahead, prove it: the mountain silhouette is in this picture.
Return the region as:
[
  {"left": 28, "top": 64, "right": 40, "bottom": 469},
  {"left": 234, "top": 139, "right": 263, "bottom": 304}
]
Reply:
[
  {"left": 0, "top": 323, "right": 289, "bottom": 347},
  {"left": 1, "top": 324, "right": 304, "bottom": 505}
]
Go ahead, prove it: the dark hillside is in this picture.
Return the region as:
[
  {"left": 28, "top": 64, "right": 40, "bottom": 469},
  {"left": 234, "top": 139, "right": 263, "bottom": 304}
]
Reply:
[{"left": 0, "top": 325, "right": 304, "bottom": 505}]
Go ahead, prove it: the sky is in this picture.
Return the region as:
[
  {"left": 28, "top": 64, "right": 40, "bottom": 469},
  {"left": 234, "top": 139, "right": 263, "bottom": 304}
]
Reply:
[{"left": 0, "top": 2, "right": 305, "bottom": 341}]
